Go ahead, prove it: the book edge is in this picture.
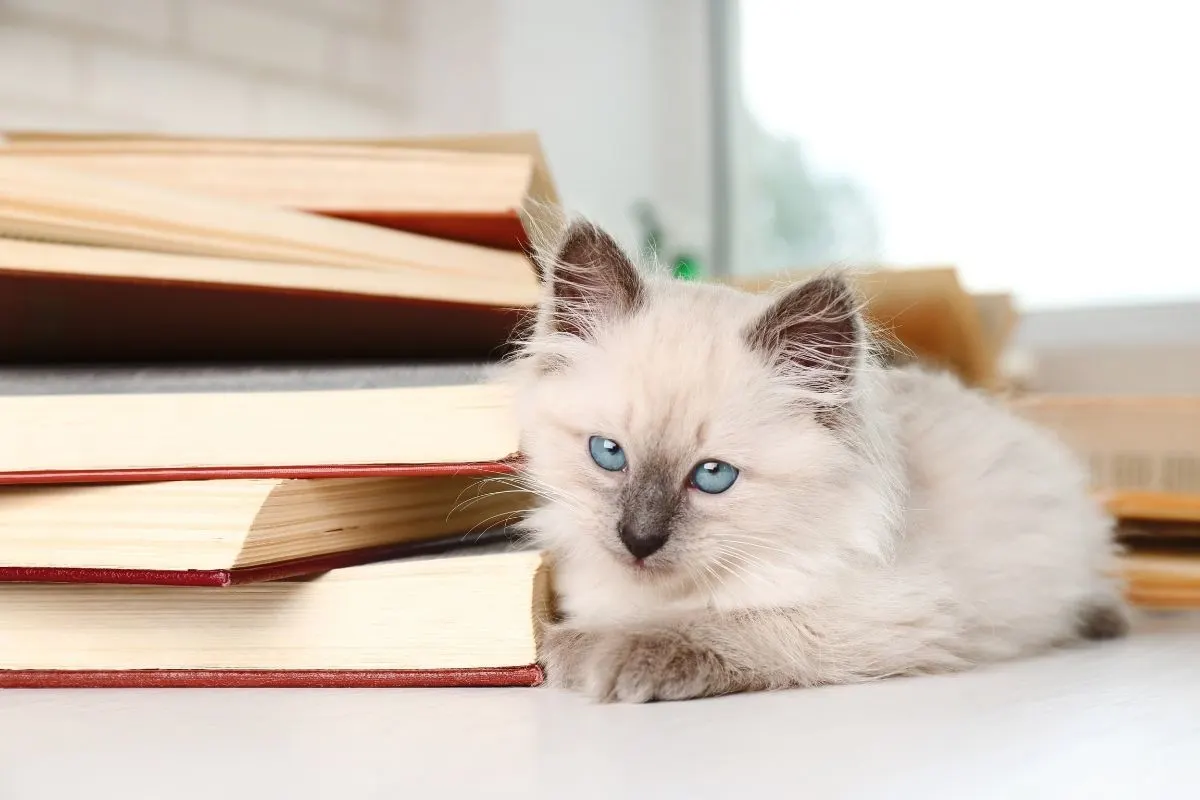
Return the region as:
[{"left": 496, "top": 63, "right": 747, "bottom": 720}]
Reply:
[
  {"left": 0, "top": 664, "right": 544, "bottom": 688},
  {"left": 0, "top": 457, "right": 521, "bottom": 486}
]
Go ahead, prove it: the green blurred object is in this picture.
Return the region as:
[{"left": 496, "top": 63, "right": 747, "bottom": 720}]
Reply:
[
  {"left": 633, "top": 200, "right": 702, "bottom": 281},
  {"left": 672, "top": 254, "right": 699, "bottom": 281}
]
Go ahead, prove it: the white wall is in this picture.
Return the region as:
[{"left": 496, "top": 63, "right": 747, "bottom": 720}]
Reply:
[
  {"left": 0, "top": 0, "right": 714, "bottom": 264},
  {"left": 1013, "top": 303, "right": 1200, "bottom": 394},
  {"left": 0, "top": 0, "right": 416, "bottom": 134},
  {"left": 496, "top": 0, "right": 656, "bottom": 251}
]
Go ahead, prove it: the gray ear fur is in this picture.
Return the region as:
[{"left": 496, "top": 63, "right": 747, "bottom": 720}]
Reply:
[
  {"left": 539, "top": 220, "right": 644, "bottom": 340},
  {"left": 745, "top": 273, "right": 865, "bottom": 388}
]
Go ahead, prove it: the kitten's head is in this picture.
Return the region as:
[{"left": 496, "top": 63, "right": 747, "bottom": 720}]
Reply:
[{"left": 510, "top": 220, "right": 895, "bottom": 606}]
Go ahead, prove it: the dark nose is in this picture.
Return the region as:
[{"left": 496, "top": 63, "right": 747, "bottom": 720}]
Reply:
[{"left": 619, "top": 522, "right": 668, "bottom": 559}]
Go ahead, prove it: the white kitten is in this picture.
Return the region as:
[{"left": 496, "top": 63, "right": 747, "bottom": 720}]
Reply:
[{"left": 504, "top": 219, "right": 1128, "bottom": 703}]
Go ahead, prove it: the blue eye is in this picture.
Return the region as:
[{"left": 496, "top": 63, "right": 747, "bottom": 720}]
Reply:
[
  {"left": 690, "top": 460, "right": 738, "bottom": 494},
  {"left": 588, "top": 436, "right": 627, "bottom": 471}
]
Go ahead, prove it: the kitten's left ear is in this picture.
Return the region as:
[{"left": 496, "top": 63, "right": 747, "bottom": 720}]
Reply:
[
  {"left": 745, "top": 273, "right": 865, "bottom": 387},
  {"left": 538, "top": 220, "right": 644, "bottom": 339}
]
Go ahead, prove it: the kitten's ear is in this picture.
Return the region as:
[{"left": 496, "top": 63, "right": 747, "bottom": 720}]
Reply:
[
  {"left": 746, "top": 273, "right": 864, "bottom": 387},
  {"left": 538, "top": 220, "right": 643, "bottom": 339}
]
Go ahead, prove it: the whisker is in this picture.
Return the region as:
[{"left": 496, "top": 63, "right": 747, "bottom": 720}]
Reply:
[
  {"left": 709, "top": 547, "right": 777, "bottom": 593},
  {"left": 720, "top": 535, "right": 794, "bottom": 557},
  {"left": 447, "top": 487, "right": 537, "bottom": 518},
  {"left": 464, "top": 509, "right": 529, "bottom": 539}
]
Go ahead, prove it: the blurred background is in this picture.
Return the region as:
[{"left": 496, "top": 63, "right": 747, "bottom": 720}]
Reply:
[{"left": 2, "top": 0, "right": 1197, "bottom": 390}]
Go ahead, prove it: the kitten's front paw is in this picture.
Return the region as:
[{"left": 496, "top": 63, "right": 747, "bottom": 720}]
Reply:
[
  {"left": 586, "top": 630, "right": 728, "bottom": 703},
  {"left": 538, "top": 622, "right": 597, "bottom": 690}
]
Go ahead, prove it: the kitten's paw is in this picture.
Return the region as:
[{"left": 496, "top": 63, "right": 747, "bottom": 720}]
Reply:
[
  {"left": 586, "top": 630, "right": 728, "bottom": 703},
  {"left": 538, "top": 623, "right": 597, "bottom": 690}
]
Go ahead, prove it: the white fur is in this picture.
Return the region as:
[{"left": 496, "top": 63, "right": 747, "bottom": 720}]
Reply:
[{"left": 502, "top": 225, "right": 1127, "bottom": 701}]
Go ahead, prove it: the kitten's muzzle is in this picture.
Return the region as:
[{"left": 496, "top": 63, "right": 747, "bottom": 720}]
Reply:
[
  {"left": 616, "top": 464, "right": 681, "bottom": 561},
  {"left": 618, "top": 522, "right": 669, "bottom": 560}
]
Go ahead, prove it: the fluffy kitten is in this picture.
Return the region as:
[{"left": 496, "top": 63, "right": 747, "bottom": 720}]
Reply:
[{"left": 505, "top": 219, "right": 1128, "bottom": 703}]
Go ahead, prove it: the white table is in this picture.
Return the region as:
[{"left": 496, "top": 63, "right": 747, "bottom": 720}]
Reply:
[{"left": 3, "top": 611, "right": 1198, "bottom": 799}]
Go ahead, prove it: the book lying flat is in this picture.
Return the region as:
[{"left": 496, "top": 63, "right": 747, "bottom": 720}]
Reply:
[
  {"left": 1103, "top": 492, "right": 1200, "bottom": 524},
  {"left": 0, "top": 238, "right": 532, "bottom": 362},
  {"left": 0, "top": 363, "right": 520, "bottom": 482},
  {"left": 1, "top": 130, "right": 560, "bottom": 250},
  {"left": 1121, "top": 551, "right": 1200, "bottom": 608},
  {"left": 0, "top": 544, "right": 549, "bottom": 688},
  {"left": 0, "top": 476, "right": 528, "bottom": 585},
  {"left": 1117, "top": 519, "right": 1200, "bottom": 543}
]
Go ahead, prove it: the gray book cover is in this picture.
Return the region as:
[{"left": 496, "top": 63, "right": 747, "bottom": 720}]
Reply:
[{"left": 0, "top": 361, "right": 497, "bottom": 396}]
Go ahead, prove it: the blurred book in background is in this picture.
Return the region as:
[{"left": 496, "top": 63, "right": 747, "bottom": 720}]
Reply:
[{"left": 1013, "top": 396, "right": 1200, "bottom": 609}]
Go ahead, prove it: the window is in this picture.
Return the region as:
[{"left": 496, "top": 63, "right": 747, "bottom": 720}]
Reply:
[{"left": 728, "top": 0, "right": 1200, "bottom": 310}]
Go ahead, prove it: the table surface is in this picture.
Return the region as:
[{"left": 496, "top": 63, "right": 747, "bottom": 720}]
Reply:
[{"left": 2, "top": 611, "right": 1198, "bottom": 800}]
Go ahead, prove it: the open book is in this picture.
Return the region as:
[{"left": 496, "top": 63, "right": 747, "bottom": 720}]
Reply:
[
  {"left": 0, "top": 130, "right": 559, "bottom": 250},
  {"left": 734, "top": 267, "right": 999, "bottom": 389},
  {"left": 0, "top": 476, "right": 530, "bottom": 585},
  {"left": 0, "top": 237, "right": 534, "bottom": 362},
  {"left": 0, "top": 140, "right": 544, "bottom": 361}
]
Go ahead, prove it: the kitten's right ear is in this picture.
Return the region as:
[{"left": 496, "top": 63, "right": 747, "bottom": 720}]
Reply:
[{"left": 537, "top": 220, "right": 644, "bottom": 339}]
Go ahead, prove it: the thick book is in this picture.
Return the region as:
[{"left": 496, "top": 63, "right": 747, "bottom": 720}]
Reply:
[
  {"left": 0, "top": 363, "right": 520, "bottom": 482},
  {"left": 1121, "top": 550, "right": 1200, "bottom": 609},
  {"left": 0, "top": 131, "right": 560, "bottom": 251},
  {"left": 1105, "top": 492, "right": 1200, "bottom": 524},
  {"left": 0, "top": 544, "right": 549, "bottom": 688},
  {"left": 1116, "top": 520, "right": 1200, "bottom": 609},
  {"left": 0, "top": 476, "right": 529, "bottom": 585},
  {"left": 0, "top": 238, "right": 533, "bottom": 362}
]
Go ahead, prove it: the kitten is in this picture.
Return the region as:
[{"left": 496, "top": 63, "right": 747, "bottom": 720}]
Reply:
[{"left": 504, "top": 219, "right": 1129, "bottom": 703}]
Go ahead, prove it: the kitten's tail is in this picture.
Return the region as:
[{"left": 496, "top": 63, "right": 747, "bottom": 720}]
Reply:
[{"left": 1075, "top": 599, "right": 1132, "bottom": 640}]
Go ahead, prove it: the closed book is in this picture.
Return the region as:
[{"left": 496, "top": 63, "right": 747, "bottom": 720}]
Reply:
[
  {"left": 0, "top": 544, "right": 549, "bottom": 688},
  {"left": 0, "top": 363, "right": 519, "bottom": 482},
  {"left": 1121, "top": 550, "right": 1200, "bottom": 609}
]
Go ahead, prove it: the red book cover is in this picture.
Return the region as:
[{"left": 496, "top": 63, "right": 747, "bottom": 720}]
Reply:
[
  {"left": 320, "top": 209, "right": 530, "bottom": 252},
  {"left": 0, "top": 458, "right": 519, "bottom": 487},
  {"left": 0, "top": 665, "right": 544, "bottom": 688}
]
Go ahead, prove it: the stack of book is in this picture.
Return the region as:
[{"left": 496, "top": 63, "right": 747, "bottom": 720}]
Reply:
[
  {"left": 1012, "top": 396, "right": 1200, "bottom": 608},
  {"left": 0, "top": 132, "right": 557, "bottom": 688}
]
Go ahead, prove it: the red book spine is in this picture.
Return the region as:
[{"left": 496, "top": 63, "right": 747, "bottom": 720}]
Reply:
[
  {"left": 0, "top": 665, "right": 544, "bottom": 688},
  {"left": 0, "top": 458, "right": 520, "bottom": 486}
]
